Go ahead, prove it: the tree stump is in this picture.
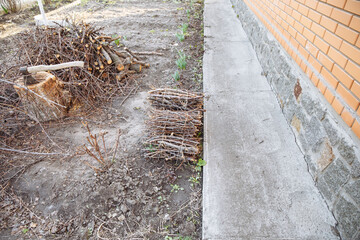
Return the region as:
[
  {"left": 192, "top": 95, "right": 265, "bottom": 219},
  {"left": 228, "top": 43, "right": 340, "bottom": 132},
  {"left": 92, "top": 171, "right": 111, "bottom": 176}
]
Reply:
[{"left": 14, "top": 72, "right": 72, "bottom": 122}]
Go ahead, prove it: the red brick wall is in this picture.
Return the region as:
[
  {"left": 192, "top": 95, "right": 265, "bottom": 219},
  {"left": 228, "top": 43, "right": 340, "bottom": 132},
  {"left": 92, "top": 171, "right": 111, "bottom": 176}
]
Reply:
[{"left": 244, "top": 0, "right": 360, "bottom": 138}]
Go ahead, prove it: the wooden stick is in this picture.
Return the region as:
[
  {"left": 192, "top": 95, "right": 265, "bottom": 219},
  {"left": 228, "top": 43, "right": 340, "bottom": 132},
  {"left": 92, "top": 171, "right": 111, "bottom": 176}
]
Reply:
[
  {"left": 25, "top": 61, "right": 85, "bottom": 73},
  {"left": 101, "top": 48, "right": 112, "bottom": 64}
]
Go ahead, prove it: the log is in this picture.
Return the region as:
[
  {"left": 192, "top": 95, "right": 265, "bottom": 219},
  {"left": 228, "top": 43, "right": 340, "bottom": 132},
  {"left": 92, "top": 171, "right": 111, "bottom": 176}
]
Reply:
[
  {"left": 107, "top": 49, "right": 125, "bottom": 71},
  {"left": 101, "top": 48, "right": 112, "bottom": 64},
  {"left": 129, "top": 63, "right": 142, "bottom": 73},
  {"left": 14, "top": 72, "right": 72, "bottom": 122}
]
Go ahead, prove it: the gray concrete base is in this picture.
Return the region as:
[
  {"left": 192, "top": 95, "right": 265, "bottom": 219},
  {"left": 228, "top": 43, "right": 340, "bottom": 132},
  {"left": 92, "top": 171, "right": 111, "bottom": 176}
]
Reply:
[{"left": 202, "top": 0, "right": 339, "bottom": 239}]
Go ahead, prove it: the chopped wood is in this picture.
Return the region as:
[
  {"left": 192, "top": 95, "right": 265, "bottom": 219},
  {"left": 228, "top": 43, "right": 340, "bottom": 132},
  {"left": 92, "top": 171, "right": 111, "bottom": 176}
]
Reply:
[{"left": 101, "top": 48, "right": 112, "bottom": 64}]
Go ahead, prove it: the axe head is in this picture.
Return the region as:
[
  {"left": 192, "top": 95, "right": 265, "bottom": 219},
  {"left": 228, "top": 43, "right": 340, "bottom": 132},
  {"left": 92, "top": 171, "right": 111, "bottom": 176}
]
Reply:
[{"left": 19, "top": 66, "right": 38, "bottom": 86}]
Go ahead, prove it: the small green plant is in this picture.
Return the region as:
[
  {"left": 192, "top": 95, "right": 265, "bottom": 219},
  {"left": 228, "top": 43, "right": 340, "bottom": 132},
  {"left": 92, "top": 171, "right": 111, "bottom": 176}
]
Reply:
[
  {"left": 186, "top": 9, "right": 191, "bottom": 19},
  {"left": 158, "top": 195, "right": 164, "bottom": 202},
  {"left": 176, "top": 32, "right": 185, "bottom": 42},
  {"left": 22, "top": 228, "right": 29, "bottom": 234},
  {"left": 170, "top": 184, "right": 184, "bottom": 193},
  {"left": 112, "top": 34, "right": 121, "bottom": 46},
  {"left": 165, "top": 236, "right": 192, "bottom": 240},
  {"left": 195, "top": 158, "right": 206, "bottom": 172},
  {"left": 149, "top": 29, "right": 155, "bottom": 33},
  {"left": 1, "top": 5, "right": 8, "bottom": 14},
  {"left": 146, "top": 144, "right": 156, "bottom": 152},
  {"left": 181, "top": 23, "right": 189, "bottom": 34},
  {"left": 176, "top": 51, "right": 187, "bottom": 70},
  {"left": 172, "top": 71, "right": 180, "bottom": 81},
  {"left": 189, "top": 173, "right": 200, "bottom": 187}
]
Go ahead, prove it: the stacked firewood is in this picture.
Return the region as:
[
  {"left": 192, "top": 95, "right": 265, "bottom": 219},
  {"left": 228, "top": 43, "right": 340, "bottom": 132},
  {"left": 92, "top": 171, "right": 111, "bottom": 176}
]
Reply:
[
  {"left": 144, "top": 88, "right": 203, "bottom": 162},
  {"left": 18, "top": 21, "right": 149, "bottom": 107}
]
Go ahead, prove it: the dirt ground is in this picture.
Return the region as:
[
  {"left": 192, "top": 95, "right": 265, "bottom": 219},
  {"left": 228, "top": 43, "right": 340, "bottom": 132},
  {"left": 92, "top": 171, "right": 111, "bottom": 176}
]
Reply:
[{"left": 0, "top": 0, "right": 204, "bottom": 239}]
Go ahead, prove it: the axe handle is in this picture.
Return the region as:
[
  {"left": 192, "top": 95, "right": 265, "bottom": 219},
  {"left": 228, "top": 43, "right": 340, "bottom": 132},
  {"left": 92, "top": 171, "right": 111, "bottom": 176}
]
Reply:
[{"left": 26, "top": 61, "right": 85, "bottom": 73}]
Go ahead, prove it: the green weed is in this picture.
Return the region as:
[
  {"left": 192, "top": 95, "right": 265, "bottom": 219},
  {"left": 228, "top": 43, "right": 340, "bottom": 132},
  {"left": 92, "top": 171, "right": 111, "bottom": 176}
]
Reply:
[
  {"left": 176, "top": 51, "right": 187, "bottom": 70},
  {"left": 172, "top": 71, "right": 180, "bottom": 81},
  {"left": 176, "top": 32, "right": 185, "bottom": 42},
  {"left": 195, "top": 158, "right": 206, "bottom": 172},
  {"left": 170, "top": 184, "right": 184, "bottom": 193}
]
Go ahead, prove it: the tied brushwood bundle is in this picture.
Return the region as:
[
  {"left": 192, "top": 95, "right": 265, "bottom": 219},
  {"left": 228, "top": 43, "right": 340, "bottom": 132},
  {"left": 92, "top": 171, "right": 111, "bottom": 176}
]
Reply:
[
  {"left": 144, "top": 88, "right": 203, "bottom": 162},
  {"left": 148, "top": 88, "right": 203, "bottom": 111},
  {"left": 18, "top": 20, "right": 149, "bottom": 108}
]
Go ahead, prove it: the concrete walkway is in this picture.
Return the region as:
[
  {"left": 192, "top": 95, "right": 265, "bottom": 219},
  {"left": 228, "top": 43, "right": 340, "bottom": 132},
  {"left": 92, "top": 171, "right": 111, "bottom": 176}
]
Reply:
[{"left": 202, "top": 0, "right": 338, "bottom": 239}]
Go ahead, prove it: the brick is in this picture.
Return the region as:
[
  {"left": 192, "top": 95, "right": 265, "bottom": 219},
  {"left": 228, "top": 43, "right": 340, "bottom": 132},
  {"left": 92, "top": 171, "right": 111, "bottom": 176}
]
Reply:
[
  {"left": 292, "top": 9, "right": 301, "bottom": 21},
  {"left": 297, "top": 0, "right": 305, "bottom": 4},
  {"left": 281, "top": 20, "right": 290, "bottom": 32},
  {"left": 288, "top": 25, "right": 297, "bottom": 38},
  {"left": 311, "top": 73, "right": 320, "bottom": 86},
  {"left": 311, "top": 22, "right": 326, "bottom": 37},
  {"left": 351, "top": 81, "right": 360, "bottom": 99},
  {"left": 298, "top": 4, "right": 309, "bottom": 16},
  {"left": 301, "top": 60, "right": 308, "bottom": 72},
  {"left": 336, "top": 24, "right": 359, "bottom": 44},
  {"left": 332, "top": 97, "right": 344, "bottom": 114},
  {"left": 352, "top": 120, "right": 360, "bottom": 139},
  {"left": 327, "top": 0, "right": 346, "bottom": 9},
  {"left": 318, "top": 52, "right": 334, "bottom": 71},
  {"left": 332, "top": 64, "right": 354, "bottom": 89},
  {"left": 295, "top": 54, "right": 302, "bottom": 65},
  {"left": 318, "top": 80, "right": 326, "bottom": 94},
  {"left": 282, "top": 0, "right": 291, "bottom": 4},
  {"left": 283, "top": 29, "right": 291, "bottom": 41},
  {"left": 308, "top": 55, "right": 322, "bottom": 72},
  {"left": 295, "top": 21, "right": 305, "bottom": 34},
  {"left": 340, "top": 41, "right": 360, "bottom": 63},
  {"left": 356, "top": 37, "right": 360, "bottom": 48},
  {"left": 308, "top": 9, "right": 321, "bottom": 23},
  {"left": 321, "top": 67, "right": 339, "bottom": 88},
  {"left": 317, "top": 2, "right": 333, "bottom": 15},
  {"left": 305, "top": 0, "right": 318, "bottom": 9},
  {"left": 303, "top": 27, "right": 315, "bottom": 42},
  {"left": 279, "top": 10, "right": 287, "bottom": 21},
  {"left": 300, "top": 15, "right": 312, "bottom": 29},
  {"left": 298, "top": 44, "right": 310, "bottom": 60},
  {"left": 320, "top": 16, "right": 338, "bottom": 33},
  {"left": 285, "top": 5, "right": 293, "bottom": 15},
  {"left": 290, "top": 0, "right": 299, "bottom": 10},
  {"left": 289, "top": 16, "right": 297, "bottom": 27},
  {"left": 337, "top": 84, "right": 360, "bottom": 111},
  {"left": 344, "top": 0, "right": 360, "bottom": 15},
  {"left": 278, "top": 1, "right": 286, "bottom": 10},
  {"left": 290, "top": 36, "right": 300, "bottom": 49},
  {"left": 305, "top": 67, "right": 313, "bottom": 78},
  {"left": 314, "top": 36, "right": 330, "bottom": 53},
  {"left": 297, "top": 30, "right": 308, "bottom": 45},
  {"left": 341, "top": 109, "right": 355, "bottom": 127},
  {"left": 349, "top": 16, "right": 360, "bottom": 32},
  {"left": 345, "top": 61, "right": 360, "bottom": 82},
  {"left": 331, "top": 8, "right": 353, "bottom": 26},
  {"left": 328, "top": 47, "right": 348, "bottom": 68},
  {"left": 324, "top": 31, "right": 343, "bottom": 49},
  {"left": 324, "top": 88, "right": 335, "bottom": 104}
]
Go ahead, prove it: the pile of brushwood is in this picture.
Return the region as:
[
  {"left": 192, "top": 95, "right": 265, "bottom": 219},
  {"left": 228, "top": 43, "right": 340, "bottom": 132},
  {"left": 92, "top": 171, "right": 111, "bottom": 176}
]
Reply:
[
  {"left": 17, "top": 21, "right": 149, "bottom": 108},
  {"left": 0, "top": 21, "right": 152, "bottom": 181},
  {"left": 144, "top": 88, "right": 203, "bottom": 163}
]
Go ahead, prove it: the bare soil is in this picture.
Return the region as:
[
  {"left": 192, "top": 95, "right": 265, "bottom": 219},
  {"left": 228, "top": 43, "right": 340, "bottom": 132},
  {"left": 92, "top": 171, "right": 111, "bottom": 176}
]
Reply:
[{"left": 0, "top": 0, "right": 204, "bottom": 239}]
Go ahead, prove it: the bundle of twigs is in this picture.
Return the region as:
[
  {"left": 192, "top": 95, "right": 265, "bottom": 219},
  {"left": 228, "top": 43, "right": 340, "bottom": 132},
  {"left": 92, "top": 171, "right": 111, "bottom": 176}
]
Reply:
[
  {"left": 147, "top": 109, "right": 202, "bottom": 137},
  {"left": 18, "top": 20, "right": 149, "bottom": 108},
  {"left": 148, "top": 88, "right": 203, "bottom": 111},
  {"left": 144, "top": 89, "right": 203, "bottom": 162}
]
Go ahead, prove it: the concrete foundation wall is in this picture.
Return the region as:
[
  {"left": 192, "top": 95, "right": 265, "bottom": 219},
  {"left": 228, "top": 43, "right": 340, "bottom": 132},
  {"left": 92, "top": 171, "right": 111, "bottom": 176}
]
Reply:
[{"left": 231, "top": 0, "right": 360, "bottom": 239}]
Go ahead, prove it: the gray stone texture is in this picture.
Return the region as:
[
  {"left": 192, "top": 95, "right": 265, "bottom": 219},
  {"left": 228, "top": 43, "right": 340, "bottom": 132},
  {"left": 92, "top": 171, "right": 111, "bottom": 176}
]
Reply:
[
  {"left": 230, "top": 0, "right": 360, "bottom": 239},
  {"left": 334, "top": 196, "right": 360, "bottom": 239}
]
